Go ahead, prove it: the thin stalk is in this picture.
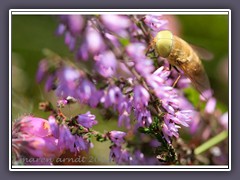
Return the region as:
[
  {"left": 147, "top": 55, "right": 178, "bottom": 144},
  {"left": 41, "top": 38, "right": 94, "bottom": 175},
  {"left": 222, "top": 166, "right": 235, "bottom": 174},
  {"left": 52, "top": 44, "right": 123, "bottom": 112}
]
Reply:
[{"left": 194, "top": 130, "right": 228, "bottom": 155}]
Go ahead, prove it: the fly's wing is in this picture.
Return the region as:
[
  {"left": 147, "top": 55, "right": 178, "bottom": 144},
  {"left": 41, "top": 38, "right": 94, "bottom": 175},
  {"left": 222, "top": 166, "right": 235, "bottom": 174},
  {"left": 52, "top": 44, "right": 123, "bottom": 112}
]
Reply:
[
  {"left": 177, "top": 57, "right": 213, "bottom": 100},
  {"left": 190, "top": 44, "right": 214, "bottom": 61}
]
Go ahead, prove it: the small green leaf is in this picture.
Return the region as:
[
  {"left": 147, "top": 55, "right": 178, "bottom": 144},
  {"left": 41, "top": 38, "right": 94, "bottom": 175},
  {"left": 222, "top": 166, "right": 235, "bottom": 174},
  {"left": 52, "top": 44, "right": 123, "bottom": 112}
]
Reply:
[
  {"left": 138, "top": 127, "right": 150, "bottom": 134},
  {"left": 119, "top": 38, "right": 130, "bottom": 47},
  {"left": 95, "top": 134, "right": 106, "bottom": 142},
  {"left": 183, "top": 87, "right": 206, "bottom": 110}
]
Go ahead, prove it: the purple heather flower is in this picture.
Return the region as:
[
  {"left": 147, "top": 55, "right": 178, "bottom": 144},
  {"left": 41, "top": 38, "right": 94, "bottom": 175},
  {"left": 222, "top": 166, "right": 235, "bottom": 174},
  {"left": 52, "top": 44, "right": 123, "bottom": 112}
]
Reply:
[
  {"left": 108, "top": 130, "right": 126, "bottom": 146},
  {"left": 77, "top": 111, "right": 98, "bottom": 128},
  {"left": 67, "top": 15, "right": 84, "bottom": 36},
  {"left": 189, "top": 112, "right": 201, "bottom": 134},
  {"left": 77, "top": 79, "right": 96, "bottom": 104},
  {"left": 161, "top": 98, "right": 177, "bottom": 115},
  {"left": 22, "top": 136, "right": 61, "bottom": 158},
  {"left": 178, "top": 96, "right": 195, "bottom": 110},
  {"left": 109, "top": 145, "right": 130, "bottom": 164},
  {"left": 109, "top": 145, "right": 122, "bottom": 162},
  {"left": 64, "top": 30, "right": 72, "bottom": 44},
  {"left": 126, "top": 43, "right": 146, "bottom": 60},
  {"left": 36, "top": 59, "right": 49, "bottom": 83},
  {"left": 135, "top": 58, "right": 155, "bottom": 77},
  {"left": 86, "top": 23, "right": 105, "bottom": 54},
  {"left": 129, "top": 150, "right": 160, "bottom": 165},
  {"left": 56, "top": 67, "right": 82, "bottom": 98},
  {"left": 202, "top": 127, "right": 211, "bottom": 140},
  {"left": 56, "top": 23, "right": 66, "bottom": 36},
  {"left": 103, "top": 86, "right": 123, "bottom": 108},
  {"left": 77, "top": 43, "right": 89, "bottom": 61},
  {"left": 45, "top": 75, "right": 55, "bottom": 92},
  {"left": 48, "top": 116, "right": 59, "bottom": 138},
  {"left": 12, "top": 116, "right": 63, "bottom": 161},
  {"left": 118, "top": 111, "right": 131, "bottom": 129},
  {"left": 117, "top": 98, "right": 132, "bottom": 114},
  {"left": 94, "top": 50, "right": 117, "bottom": 78},
  {"left": 175, "top": 110, "right": 193, "bottom": 126},
  {"left": 88, "top": 90, "right": 104, "bottom": 108},
  {"left": 64, "top": 32, "right": 76, "bottom": 51},
  {"left": 74, "top": 135, "right": 92, "bottom": 152},
  {"left": 219, "top": 112, "right": 228, "bottom": 130},
  {"left": 144, "top": 15, "right": 169, "bottom": 32},
  {"left": 166, "top": 112, "right": 191, "bottom": 127},
  {"left": 200, "top": 89, "right": 213, "bottom": 101},
  {"left": 154, "top": 85, "right": 178, "bottom": 102},
  {"left": 147, "top": 66, "right": 171, "bottom": 89},
  {"left": 162, "top": 117, "right": 181, "bottom": 144},
  {"left": 117, "top": 149, "right": 130, "bottom": 164},
  {"left": 105, "top": 33, "right": 121, "bottom": 48},
  {"left": 129, "top": 150, "right": 145, "bottom": 165},
  {"left": 58, "top": 125, "right": 75, "bottom": 152},
  {"left": 176, "top": 77, "right": 191, "bottom": 89},
  {"left": 133, "top": 85, "right": 150, "bottom": 110},
  {"left": 100, "top": 15, "right": 130, "bottom": 36},
  {"left": 205, "top": 97, "right": 216, "bottom": 114},
  {"left": 126, "top": 43, "right": 155, "bottom": 77}
]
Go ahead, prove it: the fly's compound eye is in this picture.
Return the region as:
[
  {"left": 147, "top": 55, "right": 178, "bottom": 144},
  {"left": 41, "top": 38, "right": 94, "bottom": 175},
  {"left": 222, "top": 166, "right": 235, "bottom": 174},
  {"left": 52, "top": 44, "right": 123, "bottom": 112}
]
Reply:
[{"left": 154, "top": 30, "right": 173, "bottom": 58}]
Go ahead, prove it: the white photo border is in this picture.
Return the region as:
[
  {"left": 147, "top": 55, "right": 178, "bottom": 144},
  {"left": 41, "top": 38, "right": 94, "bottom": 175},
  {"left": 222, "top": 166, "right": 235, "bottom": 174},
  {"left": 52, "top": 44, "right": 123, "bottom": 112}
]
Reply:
[{"left": 9, "top": 9, "right": 231, "bottom": 171}]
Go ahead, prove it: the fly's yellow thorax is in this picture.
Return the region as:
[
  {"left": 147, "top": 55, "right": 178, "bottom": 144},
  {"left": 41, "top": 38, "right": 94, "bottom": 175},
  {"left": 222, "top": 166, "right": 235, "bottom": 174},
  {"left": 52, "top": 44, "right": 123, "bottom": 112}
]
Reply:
[{"left": 168, "top": 36, "right": 194, "bottom": 66}]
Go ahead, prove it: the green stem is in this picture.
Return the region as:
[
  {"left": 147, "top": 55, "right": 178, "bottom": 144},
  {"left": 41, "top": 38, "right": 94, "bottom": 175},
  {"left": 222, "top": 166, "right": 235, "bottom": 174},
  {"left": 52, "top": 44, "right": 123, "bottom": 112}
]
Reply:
[{"left": 194, "top": 130, "right": 228, "bottom": 155}]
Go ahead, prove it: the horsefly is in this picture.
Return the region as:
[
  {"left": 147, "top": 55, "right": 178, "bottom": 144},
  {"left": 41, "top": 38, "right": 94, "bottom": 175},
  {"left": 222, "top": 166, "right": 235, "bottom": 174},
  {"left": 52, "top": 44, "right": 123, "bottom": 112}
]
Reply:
[{"left": 152, "top": 30, "right": 212, "bottom": 100}]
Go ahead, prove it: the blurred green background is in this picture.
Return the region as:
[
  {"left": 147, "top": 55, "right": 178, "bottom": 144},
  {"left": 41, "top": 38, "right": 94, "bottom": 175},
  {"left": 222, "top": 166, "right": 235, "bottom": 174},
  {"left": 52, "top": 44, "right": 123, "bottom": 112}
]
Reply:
[{"left": 11, "top": 14, "right": 229, "bottom": 164}]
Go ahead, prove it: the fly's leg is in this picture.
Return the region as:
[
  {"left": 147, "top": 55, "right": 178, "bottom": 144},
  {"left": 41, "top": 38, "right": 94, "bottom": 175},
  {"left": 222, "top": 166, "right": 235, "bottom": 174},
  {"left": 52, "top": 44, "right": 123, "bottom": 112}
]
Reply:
[{"left": 172, "top": 66, "right": 182, "bottom": 88}]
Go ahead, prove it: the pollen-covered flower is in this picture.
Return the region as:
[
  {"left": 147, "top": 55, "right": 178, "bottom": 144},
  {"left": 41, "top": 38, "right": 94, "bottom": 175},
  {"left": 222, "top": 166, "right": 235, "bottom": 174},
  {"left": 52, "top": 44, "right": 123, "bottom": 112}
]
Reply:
[
  {"left": 12, "top": 116, "right": 51, "bottom": 138},
  {"left": 12, "top": 116, "right": 62, "bottom": 162}
]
